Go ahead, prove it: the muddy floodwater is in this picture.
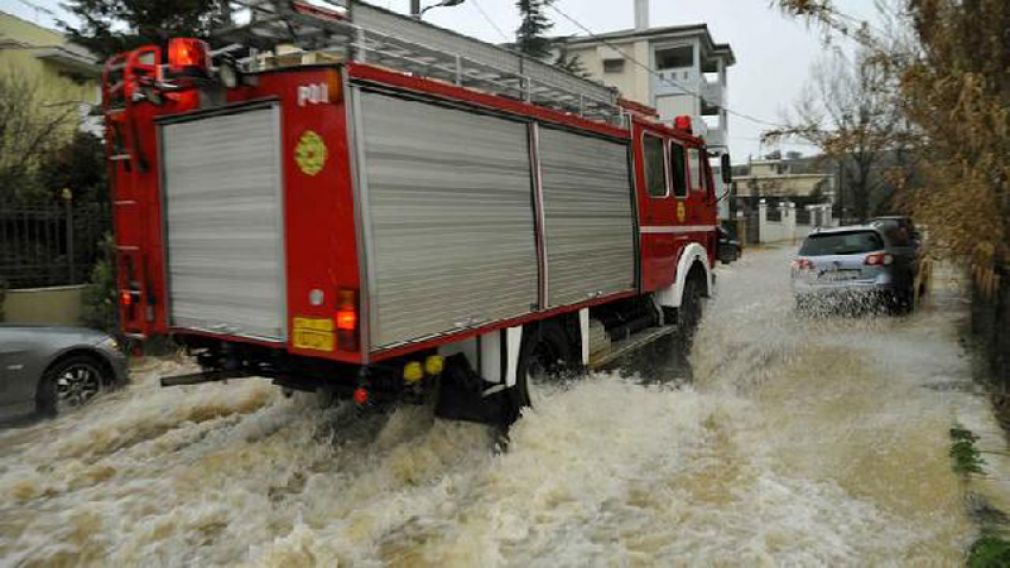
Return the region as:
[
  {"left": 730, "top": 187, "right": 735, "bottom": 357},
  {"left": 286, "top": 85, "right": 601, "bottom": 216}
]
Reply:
[{"left": 2, "top": 246, "right": 1009, "bottom": 566}]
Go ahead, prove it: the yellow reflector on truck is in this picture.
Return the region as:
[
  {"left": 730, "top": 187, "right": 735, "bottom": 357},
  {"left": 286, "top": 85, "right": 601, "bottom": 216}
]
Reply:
[
  {"left": 403, "top": 362, "right": 424, "bottom": 383},
  {"left": 424, "top": 355, "right": 444, "bottom": 376}
]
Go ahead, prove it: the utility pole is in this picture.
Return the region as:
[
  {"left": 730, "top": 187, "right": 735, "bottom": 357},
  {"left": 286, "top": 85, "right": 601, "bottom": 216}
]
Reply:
[{"left": 410, "top": 0, "right": 421, "bottom": 18}]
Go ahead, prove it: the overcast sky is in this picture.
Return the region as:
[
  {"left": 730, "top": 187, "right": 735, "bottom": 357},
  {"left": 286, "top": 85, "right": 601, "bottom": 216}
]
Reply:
[{"left": 6, "top": 0, "right": 880, "bottom": 159}]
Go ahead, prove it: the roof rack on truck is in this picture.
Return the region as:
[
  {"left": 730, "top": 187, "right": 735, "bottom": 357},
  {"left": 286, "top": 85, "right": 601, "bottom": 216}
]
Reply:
[{"left": 215, "top": 0, "right": 625, "bottom": 125}]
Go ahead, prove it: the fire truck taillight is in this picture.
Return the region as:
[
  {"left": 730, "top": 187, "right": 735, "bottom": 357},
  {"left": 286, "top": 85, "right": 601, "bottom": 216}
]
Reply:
[
  {"left": 167, "top": 38, "right": 210, "bottom": 76},
  {"left": 335, "top": 288, "right": 359, "bottom": 351}
]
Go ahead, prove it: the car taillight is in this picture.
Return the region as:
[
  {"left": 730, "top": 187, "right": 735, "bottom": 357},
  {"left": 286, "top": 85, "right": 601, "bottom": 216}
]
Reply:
[
  {"left": 167, "top": 38, "right": 209, "bottom": 76},
  {"left": 792, "top": 258, "right": 814, "bottom": 270},
  {"left": 335, "top": 288, "right": 359, "bottom": 351},
  {"left": 865, "top": 253, "right": 894, "bottom": 266}
]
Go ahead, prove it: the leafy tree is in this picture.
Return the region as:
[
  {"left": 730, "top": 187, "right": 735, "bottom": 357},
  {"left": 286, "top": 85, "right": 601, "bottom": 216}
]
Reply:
[
  {"left": 38, "top": 131, "right": 107, "bottom": 204},
  {"left": 0, "top": 69, "right": 76, "bottom": 202},
  {"left": 59, "top": 0, "right": 228, "bottom": 59}
]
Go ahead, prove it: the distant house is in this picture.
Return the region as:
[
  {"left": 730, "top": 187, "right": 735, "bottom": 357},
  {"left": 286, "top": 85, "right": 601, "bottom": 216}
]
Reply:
[
  {"left": 734, "top": 158, "right": 835, "bottom": 201},
  {"left": 0, "top": 11, "right": 101, "bottom": 135}
]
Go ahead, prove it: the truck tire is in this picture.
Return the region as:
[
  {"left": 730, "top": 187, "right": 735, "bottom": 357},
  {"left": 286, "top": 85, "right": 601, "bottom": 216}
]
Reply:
[
  {"left": 513, "top": 320, "right": 576, "bottom": 415},
  {"left": 679, "top": 276, "right": 704, "bottom": 340}
]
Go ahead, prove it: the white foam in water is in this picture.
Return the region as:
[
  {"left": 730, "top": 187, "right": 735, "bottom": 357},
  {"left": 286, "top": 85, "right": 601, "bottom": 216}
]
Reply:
[{"left": 0, "top": 247, "right": 1004, "bottom": 565}]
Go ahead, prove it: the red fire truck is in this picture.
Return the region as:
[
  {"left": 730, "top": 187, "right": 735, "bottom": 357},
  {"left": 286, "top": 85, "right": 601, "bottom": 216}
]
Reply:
[{"left": 102, "top": 1, "right": 733, "bottom": 424}]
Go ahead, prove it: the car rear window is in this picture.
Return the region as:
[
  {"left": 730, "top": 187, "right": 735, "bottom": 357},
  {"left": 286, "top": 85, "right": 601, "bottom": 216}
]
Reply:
[{"left": 800, "top": 231, "right": 884, "bottom": 256}]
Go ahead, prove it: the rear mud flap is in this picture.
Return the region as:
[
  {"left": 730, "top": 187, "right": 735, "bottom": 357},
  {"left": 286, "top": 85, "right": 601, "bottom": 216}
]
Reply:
[{"left": 435, "top": 354, "right": 515, "bottom": 426}]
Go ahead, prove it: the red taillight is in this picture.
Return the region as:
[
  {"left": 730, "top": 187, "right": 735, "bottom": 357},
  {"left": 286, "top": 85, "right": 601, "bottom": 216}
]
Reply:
[
  {"left": 353, "top": 387, "right": 369, "bottom": 406},
  {"left": 167, "top": 38, "right": 209, "bottom": 75},
  {"left": 335, "top": 288, "right": 359, "bottom": 351},
  {"left": 864, "top": 253, "right": 894, "bottom": 266},
  {"left": 120, "top": 290, "right": 133, "bottom": 306},
  {"left": 792, "top": 258, "right": 814, "bottom": 270},
  {"left": 336, "top": 308, "right": 357, "bottom": 331}
]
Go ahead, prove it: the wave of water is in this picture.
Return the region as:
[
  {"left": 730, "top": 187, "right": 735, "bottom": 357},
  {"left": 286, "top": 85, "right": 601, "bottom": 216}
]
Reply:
[{"left": 0, "top": 248, "right": 998, "bottom": 566}]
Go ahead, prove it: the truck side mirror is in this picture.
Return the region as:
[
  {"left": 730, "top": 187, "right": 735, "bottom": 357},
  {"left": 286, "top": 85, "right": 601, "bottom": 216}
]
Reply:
[{"left": 720, "top": 153, "right": 732, "bottom": 185}]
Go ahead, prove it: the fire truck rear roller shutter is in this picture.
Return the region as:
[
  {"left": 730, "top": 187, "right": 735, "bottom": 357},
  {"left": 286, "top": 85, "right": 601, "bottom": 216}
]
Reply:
[
  {"left": 357, "top": 91, "right": 539, "bottom": 350},
  {"left": 161, "top": 105, "right": 286, "bottom": 341},
  {"left": 538, "top": 127, "right": 636, "bottom": 308}
]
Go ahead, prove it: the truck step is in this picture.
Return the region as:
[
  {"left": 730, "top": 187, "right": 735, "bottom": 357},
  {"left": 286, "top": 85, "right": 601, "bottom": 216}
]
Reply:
[
  {"left": 588, "top": 319, "right": 611, "bottom": 359},
  {"left": 588, "top": 325, "right": 678, "bottom": 370}
]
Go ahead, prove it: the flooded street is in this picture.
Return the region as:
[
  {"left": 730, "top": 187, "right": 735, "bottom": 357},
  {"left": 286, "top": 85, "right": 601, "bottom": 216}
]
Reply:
[{"left": 2, "top": 246, "right": 1008, "bottom": 566}]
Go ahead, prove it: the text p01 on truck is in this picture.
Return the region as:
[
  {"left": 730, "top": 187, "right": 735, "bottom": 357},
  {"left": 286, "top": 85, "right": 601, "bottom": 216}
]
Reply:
[{"left": 103, "top": 0, "right": 735, "bottom": 425}]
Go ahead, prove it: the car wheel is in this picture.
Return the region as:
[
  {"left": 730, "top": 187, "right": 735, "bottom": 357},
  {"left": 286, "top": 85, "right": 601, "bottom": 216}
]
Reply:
[
  {"left": 37, "top": 355, "right": 109, "bottom": 416},
  {"left": 887, "top": 287, "right": 914, "bottom": 316},
  {"left": 514, "top": 321, "right": 576, "bottom": 413}
]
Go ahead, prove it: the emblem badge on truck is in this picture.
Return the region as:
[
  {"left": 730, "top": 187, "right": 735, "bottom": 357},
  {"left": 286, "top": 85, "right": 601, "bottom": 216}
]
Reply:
[{"left": 295, "top": 130, "right": 328, "bottom": 176}]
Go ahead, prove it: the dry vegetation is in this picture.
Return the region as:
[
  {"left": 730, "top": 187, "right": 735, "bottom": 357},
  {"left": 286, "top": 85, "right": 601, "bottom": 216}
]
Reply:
[{"left": 774, "top": 0, "right": 1010, "bottom": 263}]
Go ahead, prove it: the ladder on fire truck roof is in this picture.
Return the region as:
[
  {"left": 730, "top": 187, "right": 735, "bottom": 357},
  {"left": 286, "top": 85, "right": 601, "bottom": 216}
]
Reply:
[{"left": 216, "top": 0, "right": 626, "bottom": 125}]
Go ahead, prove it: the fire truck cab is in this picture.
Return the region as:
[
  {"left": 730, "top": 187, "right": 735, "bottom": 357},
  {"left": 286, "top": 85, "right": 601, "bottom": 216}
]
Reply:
[{"left": 103, "top": 1, "right": 733, "bottom": 424}]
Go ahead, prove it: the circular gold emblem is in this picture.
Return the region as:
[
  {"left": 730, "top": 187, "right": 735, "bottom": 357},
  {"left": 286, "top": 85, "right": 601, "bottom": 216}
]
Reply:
[
  {"left": 295, "top": 130, "right": 327, "bottom": 176},
  {"left": 676, "top": 201, "right": 687, "bottom": 223}
]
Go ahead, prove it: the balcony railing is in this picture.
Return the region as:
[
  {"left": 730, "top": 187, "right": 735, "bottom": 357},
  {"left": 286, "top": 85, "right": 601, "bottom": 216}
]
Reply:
[{"left": 652, "top": 69, "right": 724, "bottom": 109}]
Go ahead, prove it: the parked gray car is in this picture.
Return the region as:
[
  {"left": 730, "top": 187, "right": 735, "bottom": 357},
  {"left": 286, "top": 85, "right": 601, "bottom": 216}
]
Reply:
[
  {"left": 791, "top": 225, "right": 919, "bottom": 313},
  {"left": 0, "top": 326, "right": 128, "bottom": 422}
]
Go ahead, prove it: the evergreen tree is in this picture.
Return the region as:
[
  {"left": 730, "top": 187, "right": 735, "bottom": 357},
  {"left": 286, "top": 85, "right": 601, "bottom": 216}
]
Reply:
[
  {"left": 515, "top": 0, "right": 555, "bottom": 60},
  {"left": 516, "top": 0, "right": 587, "bottom": 77},
  {"left": 59, "top": 0, "right": 228, "bottom": 58}
]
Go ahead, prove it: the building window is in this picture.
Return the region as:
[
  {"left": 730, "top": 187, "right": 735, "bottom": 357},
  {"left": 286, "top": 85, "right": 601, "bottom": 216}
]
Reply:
[
  {"left": 670, "top": 143, "right": 688, "bottom": 198},
  {"left": 603, "top": 58, "right": 625, "bottom": 73},
  {"left": 643, "top": 134, "right": 668, "bottom": 198},
  {"left": 655, "top": 46, "right": 694, "bottom": 70}
]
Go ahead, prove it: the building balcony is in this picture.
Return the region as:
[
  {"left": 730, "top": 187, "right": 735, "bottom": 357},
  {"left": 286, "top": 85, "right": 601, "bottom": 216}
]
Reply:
[
  {"left": 703, "top": 128, "right": 726, "bottom": 148},
  {"left": 652, "top": 70, "right": 724, "bottom": 109},
  {"left": 699, "top": 79, "right": 724, "bottom": 109}
]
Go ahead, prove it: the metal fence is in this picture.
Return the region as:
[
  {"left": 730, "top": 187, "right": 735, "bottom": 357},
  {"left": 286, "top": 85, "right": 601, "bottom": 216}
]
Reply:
[
  {"left": 795, "top": 206, "right": 812, "bottom": 225},
  {"left": 972, "top": 262, "right": 1010, "bottom": 388},
  {"left": 0, "top": 200, "right": 111, "bottom": 288}
]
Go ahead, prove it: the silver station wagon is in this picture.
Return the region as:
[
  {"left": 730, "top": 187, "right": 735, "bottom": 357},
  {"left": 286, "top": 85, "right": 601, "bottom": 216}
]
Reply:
[{"left": 791, "top": 225, "right": 919, "bottom": 313}]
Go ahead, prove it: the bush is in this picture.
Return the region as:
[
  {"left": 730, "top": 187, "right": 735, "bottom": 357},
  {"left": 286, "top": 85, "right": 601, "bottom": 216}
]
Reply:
[{"left": 80, "top": 233, "right": 117, "bottom": 334}]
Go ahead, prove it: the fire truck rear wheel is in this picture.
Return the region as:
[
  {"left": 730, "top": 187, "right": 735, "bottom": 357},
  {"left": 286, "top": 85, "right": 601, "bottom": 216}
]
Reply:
[
  {"left": 513, "top": 321, "right": 576, "bottom": 416},
  {"left": 679, "top": 276, "right": 704, "bottom": 340}
]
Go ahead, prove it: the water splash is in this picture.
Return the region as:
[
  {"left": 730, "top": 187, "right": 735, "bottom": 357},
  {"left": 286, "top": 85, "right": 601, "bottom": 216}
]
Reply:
[{"left": 0, "top": 247, "right": 1001, "bottom": 565}]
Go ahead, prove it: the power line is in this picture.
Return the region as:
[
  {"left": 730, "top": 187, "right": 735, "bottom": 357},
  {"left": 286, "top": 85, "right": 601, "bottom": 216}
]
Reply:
[
  {"left": 547, "top": 3, "right": 789, "bottom": 131},
  {"left": 469, "top": 0, "right": 510, "bottom": 43}
]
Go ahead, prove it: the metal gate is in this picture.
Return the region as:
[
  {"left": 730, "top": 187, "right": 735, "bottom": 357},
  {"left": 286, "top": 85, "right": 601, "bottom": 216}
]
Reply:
[{"left": 160, "top": 105, "right": 286, "bottom": 341}]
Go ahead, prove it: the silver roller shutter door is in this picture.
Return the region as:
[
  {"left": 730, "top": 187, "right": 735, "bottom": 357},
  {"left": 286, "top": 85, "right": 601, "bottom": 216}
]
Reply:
[
  {"left": 538, "top": 127, "right": 636, "bottom": 308},
  {"left": 161, "top": 106, "right": 286, "bottom": 341},
  {"left": 357, "top": 91, "right": 538, "bottom": 349}
]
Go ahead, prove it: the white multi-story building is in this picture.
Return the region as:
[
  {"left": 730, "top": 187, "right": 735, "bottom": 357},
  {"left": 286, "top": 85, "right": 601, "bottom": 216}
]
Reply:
[
  {"left": 559, "top": 0, "right": 735, "bottom": 150},
  {"left": 557, "top": 1, "right": 735, "bottom": 218}
]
